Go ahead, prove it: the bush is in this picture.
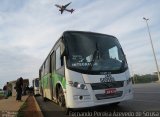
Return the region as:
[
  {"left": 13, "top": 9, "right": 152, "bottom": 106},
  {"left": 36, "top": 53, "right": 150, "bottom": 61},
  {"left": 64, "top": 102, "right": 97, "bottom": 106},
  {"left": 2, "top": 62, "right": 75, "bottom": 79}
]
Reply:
[{"left": 132, "top": 74, "right": 158, "bottom": 84}]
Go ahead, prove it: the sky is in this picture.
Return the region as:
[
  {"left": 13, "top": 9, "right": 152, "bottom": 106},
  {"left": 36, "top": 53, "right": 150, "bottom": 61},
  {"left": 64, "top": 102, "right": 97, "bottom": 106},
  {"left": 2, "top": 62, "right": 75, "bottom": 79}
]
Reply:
[{"left": 0, "top": 0, "right": 160, "bottom": 88}]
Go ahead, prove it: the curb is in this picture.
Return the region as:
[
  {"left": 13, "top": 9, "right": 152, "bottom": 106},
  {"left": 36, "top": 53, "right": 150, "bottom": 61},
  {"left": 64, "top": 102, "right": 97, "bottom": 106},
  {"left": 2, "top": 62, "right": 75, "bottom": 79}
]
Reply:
[
  {"left": 17, "top": 95, "right": 29, "bottom": 117},
  {"left": 33, "top": 96, "right": 44, "bottom": 117},
  {"left": 18, "top": 95, "right": 29, "bottom": 111}
]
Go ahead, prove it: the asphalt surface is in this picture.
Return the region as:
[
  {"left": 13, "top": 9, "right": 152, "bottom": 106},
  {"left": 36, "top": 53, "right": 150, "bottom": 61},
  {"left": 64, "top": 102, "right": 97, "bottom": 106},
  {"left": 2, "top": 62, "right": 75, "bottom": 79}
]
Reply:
[{"left": 36, "top": 82, "right": 160, "bottom": 117}]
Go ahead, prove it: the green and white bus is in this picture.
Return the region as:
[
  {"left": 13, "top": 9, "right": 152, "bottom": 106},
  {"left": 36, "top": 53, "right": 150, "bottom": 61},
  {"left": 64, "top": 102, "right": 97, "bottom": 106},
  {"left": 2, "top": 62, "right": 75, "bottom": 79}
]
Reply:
[{"left": 39, "top": 31, "right": 133, "bottom": 112}]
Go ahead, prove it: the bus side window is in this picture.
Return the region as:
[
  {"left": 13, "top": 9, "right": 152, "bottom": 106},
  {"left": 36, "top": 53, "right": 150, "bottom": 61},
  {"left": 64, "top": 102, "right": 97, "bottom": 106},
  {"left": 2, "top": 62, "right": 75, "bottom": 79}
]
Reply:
[
  {"left": 44, "top": 57, "right": 50, "bottom": 75},
  {"left": 55, "top": 46, "right": 64, "bottom": 76},
  {"left": 60, "top": 40, "right": 65, "bottom": 66},
  {"left": 56, "top": 46, "right": 61, "bottom": 70},
  {"left": 42, "top": 64, "right": 45, "bottom": 77},
  {"left": 51, "top": 52, "right": 55, "bottom": 73}
]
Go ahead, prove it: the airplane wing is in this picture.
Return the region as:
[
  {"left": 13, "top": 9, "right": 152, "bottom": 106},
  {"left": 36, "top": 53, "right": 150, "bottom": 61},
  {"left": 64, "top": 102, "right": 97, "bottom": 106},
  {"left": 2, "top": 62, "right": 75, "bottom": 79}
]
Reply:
[
  {"left": 55, "top": 4, "right": 61, "bottom": 8},
  {"left": 64, "top": 2, "right": 71, "bottom": 8},
  {"left": 65, "top": 9, "right": 74, "bottom": 13}
]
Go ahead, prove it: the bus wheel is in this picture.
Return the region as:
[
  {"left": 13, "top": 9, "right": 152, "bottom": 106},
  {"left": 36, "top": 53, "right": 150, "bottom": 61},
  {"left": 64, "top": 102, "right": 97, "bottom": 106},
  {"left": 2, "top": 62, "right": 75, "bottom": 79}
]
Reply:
[
  {"left": 58, "top": 87, "right": 70, "bottom": 114},
  {"left": 58, "top": 87, "right": 65, "bottom": 107}
]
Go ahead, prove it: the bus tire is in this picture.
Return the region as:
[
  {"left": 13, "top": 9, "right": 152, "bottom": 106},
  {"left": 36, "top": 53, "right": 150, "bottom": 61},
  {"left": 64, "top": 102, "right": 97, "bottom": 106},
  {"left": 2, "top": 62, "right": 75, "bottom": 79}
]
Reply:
[
  {"left": 65, "top": 108, "right": 71, "bottom": 115},
  {"left": 57, "top": 86, "right": 69, "bottom": 114}
]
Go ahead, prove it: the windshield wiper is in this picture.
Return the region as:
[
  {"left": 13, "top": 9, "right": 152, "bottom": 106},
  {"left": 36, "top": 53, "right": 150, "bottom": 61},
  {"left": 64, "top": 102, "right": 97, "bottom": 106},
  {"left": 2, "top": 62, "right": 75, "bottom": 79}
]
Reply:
[{"left": 88, "top": 42, "right": 100, "bottom": 70}]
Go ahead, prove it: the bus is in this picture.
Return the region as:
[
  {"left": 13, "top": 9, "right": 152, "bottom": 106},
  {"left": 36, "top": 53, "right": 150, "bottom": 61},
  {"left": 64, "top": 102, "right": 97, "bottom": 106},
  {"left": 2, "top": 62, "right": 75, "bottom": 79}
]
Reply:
[
  {"left": 39, "top": 31, "right": 133, "bottom": 112},
  {"left": 32, "top": 78, "right": 40, "bottom": 95}
]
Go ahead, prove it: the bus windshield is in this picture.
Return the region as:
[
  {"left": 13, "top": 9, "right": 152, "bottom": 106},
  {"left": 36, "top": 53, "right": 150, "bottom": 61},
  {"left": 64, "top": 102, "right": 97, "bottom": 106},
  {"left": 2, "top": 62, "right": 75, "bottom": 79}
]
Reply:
[{"left": 65, "top": 32, "right": 128, "bottom": 73}]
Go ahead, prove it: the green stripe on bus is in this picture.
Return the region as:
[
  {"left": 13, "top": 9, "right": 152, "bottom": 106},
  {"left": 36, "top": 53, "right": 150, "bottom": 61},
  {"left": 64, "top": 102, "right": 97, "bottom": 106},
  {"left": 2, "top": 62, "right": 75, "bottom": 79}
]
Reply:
[
  {"left": 51, "top": 73, "right": 66, "bottom": 89},
  {"left": 41, "top": 73, "right": 51, "bottom": 89},
  {"left": 41, "top": 73, "right": 66, "bottom": 89}
]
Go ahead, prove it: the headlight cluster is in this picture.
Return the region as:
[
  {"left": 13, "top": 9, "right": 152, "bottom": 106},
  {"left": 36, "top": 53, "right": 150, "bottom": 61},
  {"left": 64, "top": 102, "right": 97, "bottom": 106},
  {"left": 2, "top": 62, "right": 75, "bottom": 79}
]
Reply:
[
  {"left": 126, "top": 78, "right": 132, "bottom": 85},
  {"left": 69, "top": 81, "right": 87, "bottom": 90}
]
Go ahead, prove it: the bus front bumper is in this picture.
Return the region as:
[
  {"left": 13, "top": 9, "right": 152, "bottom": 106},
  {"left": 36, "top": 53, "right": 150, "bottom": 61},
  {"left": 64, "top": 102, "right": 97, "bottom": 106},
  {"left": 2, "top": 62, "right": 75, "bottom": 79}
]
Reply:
[{"left": 67, "top": 92, "right": 133, "bottom": 109}]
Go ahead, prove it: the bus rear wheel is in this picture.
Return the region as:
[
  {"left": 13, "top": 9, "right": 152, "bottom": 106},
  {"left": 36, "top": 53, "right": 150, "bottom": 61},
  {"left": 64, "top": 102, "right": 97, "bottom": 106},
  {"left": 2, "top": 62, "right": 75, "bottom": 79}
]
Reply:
[{"left": 57, "top": 87, "right": 70, "bottom": 114}]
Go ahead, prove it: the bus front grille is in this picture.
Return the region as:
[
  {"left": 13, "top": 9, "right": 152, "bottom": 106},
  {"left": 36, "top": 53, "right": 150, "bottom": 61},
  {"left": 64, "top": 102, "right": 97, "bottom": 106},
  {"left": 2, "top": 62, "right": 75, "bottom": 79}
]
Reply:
[
  {"left": 91, "top": 81, "right": 124, "bottom": 90},
  {"left": 95, "top": 91, "right": 123, "bottom": 100}
]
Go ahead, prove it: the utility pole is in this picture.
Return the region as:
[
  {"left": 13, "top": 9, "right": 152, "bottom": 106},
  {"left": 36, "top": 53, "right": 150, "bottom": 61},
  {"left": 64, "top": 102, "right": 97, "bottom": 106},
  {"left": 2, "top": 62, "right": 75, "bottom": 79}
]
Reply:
[{"left": 143, "top": 17, "right": 160, "bottom": 81}]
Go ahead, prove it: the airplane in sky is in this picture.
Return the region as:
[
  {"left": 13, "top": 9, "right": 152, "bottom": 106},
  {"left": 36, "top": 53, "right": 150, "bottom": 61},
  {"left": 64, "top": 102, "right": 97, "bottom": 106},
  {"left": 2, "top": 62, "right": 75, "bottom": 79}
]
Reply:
[{"left": 55, "top": 2, "right": 75, "bottom": 14}]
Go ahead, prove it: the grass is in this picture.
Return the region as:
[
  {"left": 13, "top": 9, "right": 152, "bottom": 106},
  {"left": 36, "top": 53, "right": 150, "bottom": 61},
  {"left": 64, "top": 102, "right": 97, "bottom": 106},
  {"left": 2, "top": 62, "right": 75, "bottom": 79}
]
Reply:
[
  {"left": 0, "top": 93, "right": 3, "bottom": 96},
  {"left": 17, "top": 102, "right": 27, "bottom": 117}
]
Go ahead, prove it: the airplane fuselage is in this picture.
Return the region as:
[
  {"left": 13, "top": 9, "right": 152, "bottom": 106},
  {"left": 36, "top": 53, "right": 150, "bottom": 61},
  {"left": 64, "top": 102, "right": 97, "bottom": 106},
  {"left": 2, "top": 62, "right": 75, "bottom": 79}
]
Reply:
[{"left": 55, "top": 2, "right": 74, "bottom": 14}]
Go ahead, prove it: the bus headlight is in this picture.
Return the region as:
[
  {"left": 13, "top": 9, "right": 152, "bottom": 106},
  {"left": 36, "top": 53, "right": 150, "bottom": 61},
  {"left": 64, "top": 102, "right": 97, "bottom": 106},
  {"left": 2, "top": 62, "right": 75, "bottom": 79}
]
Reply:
[
  {"left": 77, "top": 83, "right": 87, "bottom": 90},
  {"left": 126, "top": 78, "right": 132, "bottom": 85},
  {"left": 69, "top": 81, "right": 87, "bottom": 90}
]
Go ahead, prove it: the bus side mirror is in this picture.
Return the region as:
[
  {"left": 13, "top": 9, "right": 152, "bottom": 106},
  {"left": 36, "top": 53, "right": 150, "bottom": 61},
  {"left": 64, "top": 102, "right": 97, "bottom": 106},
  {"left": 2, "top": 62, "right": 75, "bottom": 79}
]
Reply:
[
  {"left": 61, "top": 48, "right": 69, "bottom": 66},
  {"left": 60, "top": 53, "right": 63, "bottom": 66},
  {"left": 61, "top": 45, "right": 70, "bottom": 59}
]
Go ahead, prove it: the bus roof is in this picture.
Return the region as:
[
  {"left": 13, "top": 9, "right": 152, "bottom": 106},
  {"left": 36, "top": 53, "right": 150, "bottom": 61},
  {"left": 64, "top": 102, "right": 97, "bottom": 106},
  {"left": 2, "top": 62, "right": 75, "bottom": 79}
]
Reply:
[{"left": 63, "top": 30, "right": 116, "bottom": 39}]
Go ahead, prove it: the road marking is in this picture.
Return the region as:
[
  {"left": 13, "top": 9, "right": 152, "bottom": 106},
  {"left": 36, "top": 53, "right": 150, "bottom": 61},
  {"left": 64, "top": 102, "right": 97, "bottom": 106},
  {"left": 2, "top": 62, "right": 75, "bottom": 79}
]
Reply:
[{"left": 133, "top": 99, "right": 160, "bottom": 103}]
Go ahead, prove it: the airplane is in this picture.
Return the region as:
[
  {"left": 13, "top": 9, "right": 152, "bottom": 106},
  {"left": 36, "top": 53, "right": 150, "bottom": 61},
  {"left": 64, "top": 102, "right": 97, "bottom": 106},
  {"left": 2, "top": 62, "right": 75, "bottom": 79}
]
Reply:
[{"left": 55, "top": 2, "right": 75, "bottom": 14}]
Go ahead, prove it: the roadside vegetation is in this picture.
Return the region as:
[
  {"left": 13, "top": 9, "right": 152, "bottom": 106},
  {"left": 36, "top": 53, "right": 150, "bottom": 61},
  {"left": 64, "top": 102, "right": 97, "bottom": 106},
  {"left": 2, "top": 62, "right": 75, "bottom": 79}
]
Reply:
[
  {"left": 132, "top": 74, "right": 158, "bottom": 84},
  {"left": 17, "top": 102, "right": 27, "bottom": 117},
  {"left": 17, "top": 95, "right": 41, "bottom": 117},
  {"left": 0, "top": 92, "right": 4, "bottom": 99}
]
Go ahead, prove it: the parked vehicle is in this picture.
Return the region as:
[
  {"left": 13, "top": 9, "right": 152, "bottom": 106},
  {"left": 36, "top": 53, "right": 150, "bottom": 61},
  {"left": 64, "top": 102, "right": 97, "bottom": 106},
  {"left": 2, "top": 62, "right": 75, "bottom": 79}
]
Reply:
[
  {"left": 32, "top": 78, "right": 40, "bottom": 95},
  {"left": 40, "top": 31, "right": 133, "bottom": 112}
]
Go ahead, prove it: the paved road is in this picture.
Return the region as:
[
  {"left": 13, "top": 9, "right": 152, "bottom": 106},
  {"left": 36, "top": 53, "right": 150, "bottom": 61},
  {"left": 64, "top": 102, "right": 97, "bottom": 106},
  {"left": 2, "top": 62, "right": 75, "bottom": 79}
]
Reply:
[{"left": 36, "top": 82, "right": 160, "bottom": 117}]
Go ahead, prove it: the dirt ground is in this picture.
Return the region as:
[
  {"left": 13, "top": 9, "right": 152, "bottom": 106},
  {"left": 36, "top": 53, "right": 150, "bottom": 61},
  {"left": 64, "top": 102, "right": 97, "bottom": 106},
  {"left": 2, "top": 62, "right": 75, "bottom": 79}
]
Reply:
[{"left": 22, "top": 95, "right": 42, "bottom": 117}]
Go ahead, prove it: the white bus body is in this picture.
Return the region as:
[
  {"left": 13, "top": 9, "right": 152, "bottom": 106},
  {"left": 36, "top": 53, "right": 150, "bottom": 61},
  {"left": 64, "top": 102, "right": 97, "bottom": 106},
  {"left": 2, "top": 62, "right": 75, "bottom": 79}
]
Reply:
[
  {"left": 40, "top": 31, "right": 133, "bottom": 111},
  {"left": 32, "top": 78, "right": 40, "bottom": 95}
]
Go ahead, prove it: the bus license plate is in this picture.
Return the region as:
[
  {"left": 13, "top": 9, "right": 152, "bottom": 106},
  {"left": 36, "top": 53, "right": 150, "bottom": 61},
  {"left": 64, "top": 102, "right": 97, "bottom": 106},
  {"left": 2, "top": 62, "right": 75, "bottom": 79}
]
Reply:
[{"left": 105, "top": 88, "right": 116, "bottom": 94}]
